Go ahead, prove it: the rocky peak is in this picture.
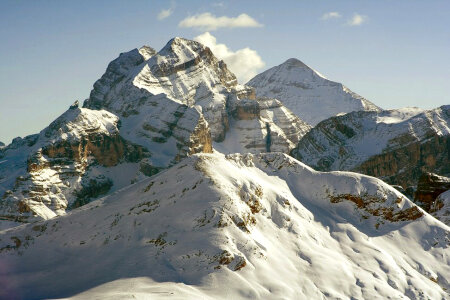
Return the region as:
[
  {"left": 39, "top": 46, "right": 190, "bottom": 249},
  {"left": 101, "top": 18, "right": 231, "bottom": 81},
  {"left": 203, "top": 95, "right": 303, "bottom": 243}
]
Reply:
[
  {"left": 138, "top": 45, "right": 156, "bottom": 60},
  {"left": 283, "top": 58, "right": 314, "bottom": 71}
]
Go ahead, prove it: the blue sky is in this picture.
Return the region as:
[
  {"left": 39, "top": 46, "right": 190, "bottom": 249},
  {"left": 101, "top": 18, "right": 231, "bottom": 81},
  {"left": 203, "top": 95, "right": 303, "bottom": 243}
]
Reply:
[{"left": 0, "top": 0, "right": 449, "bottom": 144}]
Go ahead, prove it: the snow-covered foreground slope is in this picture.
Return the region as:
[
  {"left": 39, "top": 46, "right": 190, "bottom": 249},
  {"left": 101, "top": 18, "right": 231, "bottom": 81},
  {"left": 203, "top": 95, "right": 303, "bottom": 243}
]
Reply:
[
  {"left": 1, "top": 153, "right": 448, "bottom": 299},
  {"left": 247, "top": 58, "right": 380, "bottom": 125}
]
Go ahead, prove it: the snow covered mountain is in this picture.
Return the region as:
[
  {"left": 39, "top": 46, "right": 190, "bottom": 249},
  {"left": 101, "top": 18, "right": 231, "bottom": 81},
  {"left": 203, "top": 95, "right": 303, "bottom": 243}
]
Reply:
[
  {"left": 0, "top": 105, "right": 153, "bottom": 226},
  {"left": 83, "top": 37, "right": 310, "bottom": 152},
  {"left": 247, "top": 58, "right": 380, "bottom": 125},
  {"left": 1, "top": 153, "right": 448, "bottom": 299},
  {"left": 0, "top": 37, "right": 309, "bottom": 227},
  {"left": 293, "top": 106, "right": 450, "bottom": 189}
]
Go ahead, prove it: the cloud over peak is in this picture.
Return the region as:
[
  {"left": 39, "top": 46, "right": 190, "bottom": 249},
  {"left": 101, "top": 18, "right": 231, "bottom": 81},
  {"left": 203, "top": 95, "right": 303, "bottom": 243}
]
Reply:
[
  {"left": 179, "top": 13, "right": 262, "bottom": 31},
  {"left": 347, "top": 13, "right": 368, "bottom": 26},
  {"left": 194, "top": 32, "right": 265, "bottom": 83}
]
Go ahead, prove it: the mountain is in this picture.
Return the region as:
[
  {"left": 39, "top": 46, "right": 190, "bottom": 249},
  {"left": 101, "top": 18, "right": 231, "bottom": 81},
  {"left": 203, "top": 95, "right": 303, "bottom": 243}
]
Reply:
[
  {"left": 0, "top": 105, "right": 152, "bottom": 226},
  {"left": 1, "top": 153, "right": 448, "bottom": 299},
  {"left": 247, "top": 58, "right": 380, "bottom": 125},
  {"left": 292, "top": 106, "right": 450, "bottom": 190},
  {"left": 83, "top": 37, "right": 310, "bottom": 152},
  {"left": 0, "top": 37, "right": 309, "bottom": 227}
]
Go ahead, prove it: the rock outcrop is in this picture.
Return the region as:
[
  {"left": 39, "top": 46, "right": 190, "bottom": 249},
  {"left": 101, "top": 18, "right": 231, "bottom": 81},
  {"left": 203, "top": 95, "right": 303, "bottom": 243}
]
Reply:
[
  {"left": 414, "top": 172, "right": 450, "bottom": 211},
  {"left": 247, "top": 58, "right": 380, "bottom": 125}
]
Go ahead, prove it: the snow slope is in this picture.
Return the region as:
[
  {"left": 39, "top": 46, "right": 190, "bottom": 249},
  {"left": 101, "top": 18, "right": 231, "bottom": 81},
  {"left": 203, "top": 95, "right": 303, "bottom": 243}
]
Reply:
[
  {"left": 1, "top": 153, "right": 448, "bottom": 299},
  {"left": 247, "top": 58, "right": 380, "bottom": 125}
]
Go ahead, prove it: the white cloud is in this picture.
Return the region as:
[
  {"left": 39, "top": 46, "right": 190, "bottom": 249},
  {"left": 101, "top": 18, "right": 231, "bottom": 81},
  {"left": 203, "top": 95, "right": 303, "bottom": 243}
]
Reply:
[
  {"left": 158, "top": 2, "right": 175, "bottom": 20},
  {"left": 179, "top": 13, "right": 262, "bottom": 31},
  {"left": 347, "top": 13, "right": 368, "bottom": 26},
  {"left": 321, "top": 12, "right": 341, "bottom": 20},
  {"left": 194, "top": 32, "right": 265, "bottom": 83},
  {"left": 158, "top": 8, "right": 173, "bottom": 20}
]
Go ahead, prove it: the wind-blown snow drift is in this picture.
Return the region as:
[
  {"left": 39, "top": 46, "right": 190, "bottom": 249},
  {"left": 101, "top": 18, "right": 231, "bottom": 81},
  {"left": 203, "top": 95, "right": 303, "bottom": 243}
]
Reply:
[{"left": 0, "top": 153, "right": 448, "bottom": 299}]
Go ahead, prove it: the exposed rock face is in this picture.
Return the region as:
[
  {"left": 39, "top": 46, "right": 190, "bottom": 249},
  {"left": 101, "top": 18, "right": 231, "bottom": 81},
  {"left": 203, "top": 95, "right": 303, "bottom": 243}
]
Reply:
[
  {"left": 247, "top": 58, "right": 380, "bottom": 125},
  {"left": 293, "top": 106, "right": 450, "bottom": 188},
  {"left": 414, "top": 173, "right": 450, "bottom": 212},
  {"left": 355, "top": 135, "right": 450, "bottom": 188},
  {"left": 0, "top": 108, "right": 148, "bottom": 223}
]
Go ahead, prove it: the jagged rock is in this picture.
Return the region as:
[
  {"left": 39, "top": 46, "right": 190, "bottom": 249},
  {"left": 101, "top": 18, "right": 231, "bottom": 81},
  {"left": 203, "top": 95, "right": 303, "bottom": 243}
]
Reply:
[
  {"left": 69, "top": 100, "right": 79, "bottom": 109},
  {"left": 292, "top": 106, "right": 450, "bottom": 188},
  {"left": 414, "top": 172, "right": 450, "bottom": 211},
  {"left": 247, "top": 58, "right": 380, "bottom": 125}
]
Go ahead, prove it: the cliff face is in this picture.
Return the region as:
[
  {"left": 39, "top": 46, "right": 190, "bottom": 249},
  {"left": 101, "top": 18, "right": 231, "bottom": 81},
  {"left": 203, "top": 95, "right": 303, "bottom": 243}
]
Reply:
[{"left": 354, "top": 135, "right": 450, "bottom": 188}]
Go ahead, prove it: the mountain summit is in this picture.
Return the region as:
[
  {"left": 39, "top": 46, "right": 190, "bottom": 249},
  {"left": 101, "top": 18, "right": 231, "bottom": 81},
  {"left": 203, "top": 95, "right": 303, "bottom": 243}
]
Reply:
[{"left": 247, "top": 58, "right": 380, "bottom": 125}]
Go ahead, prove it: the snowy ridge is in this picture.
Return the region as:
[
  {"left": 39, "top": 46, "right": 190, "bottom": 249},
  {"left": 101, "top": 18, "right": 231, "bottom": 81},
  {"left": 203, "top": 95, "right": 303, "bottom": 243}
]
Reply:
[
  {"left": 0, "top": 153, "right": 448, "bottom": 299},
  {"left": 247, "top": 58, "right": 380, "bottom": 125}
]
